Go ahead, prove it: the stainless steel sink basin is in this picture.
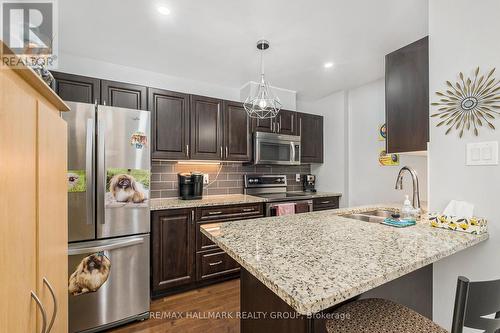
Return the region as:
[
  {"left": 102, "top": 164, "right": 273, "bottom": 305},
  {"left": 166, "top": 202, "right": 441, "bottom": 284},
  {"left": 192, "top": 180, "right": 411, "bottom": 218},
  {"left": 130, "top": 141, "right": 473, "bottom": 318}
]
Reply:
[{"left": 340, "top": 210, "right": 397, "bottom": 223}]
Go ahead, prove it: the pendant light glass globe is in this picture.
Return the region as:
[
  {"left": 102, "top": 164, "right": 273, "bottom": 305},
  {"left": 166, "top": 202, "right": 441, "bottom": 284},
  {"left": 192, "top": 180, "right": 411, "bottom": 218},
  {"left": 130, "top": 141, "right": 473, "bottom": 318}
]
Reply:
[{"left": 244, "top": 40, "right": 282, "bottom": 119}]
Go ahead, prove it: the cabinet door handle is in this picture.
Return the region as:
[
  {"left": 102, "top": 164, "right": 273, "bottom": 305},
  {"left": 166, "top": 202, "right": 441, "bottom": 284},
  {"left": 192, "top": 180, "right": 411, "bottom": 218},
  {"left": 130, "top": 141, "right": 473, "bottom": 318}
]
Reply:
[
  {"left": 186, "top": 144, "right": 189, "bottom": 157},
  {"left": 208, "top": 260, "right": 223, "bottom": 266},
  {"left": 242, "top": 208, "right": 255, "bottom": 212},
  {"left": 31, "top": 291, "right": 47, "bottom": 333},
  {"left": 43, "top": 277, "right": 57, "bottom": 333},
  {"left": 191, "top": 210, "right": 195, "bottom": 224},
  {"left": 277, "top": 121, "right": 281, "bottom": 133},
  {"left": 208, "top": 211, "right": 223, "bottom": 215},
  {"left": 299, "top": 118, "right": 302, "bottom": 136},
  {"left": 220, "top": 146, "right": 223, "bottom": 159},
  {"left": 225, "top": 146, "right": 228, "bottom": 158},
  {"left": 272, "top": 121, "right": 276, "bottom": 133},
  {"left": 321, "top": 201, "right": 331, "bottom": 204}
]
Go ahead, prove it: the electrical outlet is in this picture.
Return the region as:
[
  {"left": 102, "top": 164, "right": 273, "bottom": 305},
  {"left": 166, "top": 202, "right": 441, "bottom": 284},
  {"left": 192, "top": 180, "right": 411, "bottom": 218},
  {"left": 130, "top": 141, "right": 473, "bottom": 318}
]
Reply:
[
  {"left": 296, "top": 174, "right": 301, "bottom": 182},
  {"left": 203, "top": 174, "right": 209, "bottom": 184}
]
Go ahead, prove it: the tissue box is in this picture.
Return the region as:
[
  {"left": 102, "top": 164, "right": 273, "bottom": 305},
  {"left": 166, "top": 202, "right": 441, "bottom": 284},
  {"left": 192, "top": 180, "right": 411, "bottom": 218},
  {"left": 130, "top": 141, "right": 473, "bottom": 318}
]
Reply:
[{"left": 429, "top": 214, "right": 487, "bottom": 234}]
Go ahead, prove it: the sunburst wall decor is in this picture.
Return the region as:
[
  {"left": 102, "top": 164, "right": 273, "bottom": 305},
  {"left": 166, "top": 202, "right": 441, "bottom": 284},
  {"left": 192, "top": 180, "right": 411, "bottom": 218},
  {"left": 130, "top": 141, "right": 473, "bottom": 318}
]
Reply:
[{"left": 431, "top": 67, "right": 500, "bottom": 137}]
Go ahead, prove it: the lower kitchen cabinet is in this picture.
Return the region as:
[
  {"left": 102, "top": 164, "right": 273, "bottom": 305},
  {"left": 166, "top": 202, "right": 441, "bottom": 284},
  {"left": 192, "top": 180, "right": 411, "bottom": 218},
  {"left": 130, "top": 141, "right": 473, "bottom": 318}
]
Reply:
[
  {"left": 151, "top": 209, "right": 195, "bottom": 293},
  {"left": 196, "top": 250, "right": 240, "bottom": 281},
  {"left": 312, "top": 196, "right": 340, "bottom": 211},
  {"left": 151, "top": 203, "right": 264, "bottom": 297}
]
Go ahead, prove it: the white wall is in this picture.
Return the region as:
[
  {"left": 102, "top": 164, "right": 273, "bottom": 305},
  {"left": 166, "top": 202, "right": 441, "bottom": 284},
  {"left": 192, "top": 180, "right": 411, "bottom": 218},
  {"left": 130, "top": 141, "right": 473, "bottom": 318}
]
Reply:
[
  {"left": 348, "top": 79, "right": 428, "bottom": 206},
  {"left": 298, "top": 91, "right": 348, "bottom": 205},
  {"left": 57, "top": 52, "right": 240, "bottom": 101},
  {"left": 298, "top": 79, "right": 428, "bottom": 208},
  {"left": 430, "top": 0, "right": 500, "bottom": 330}
]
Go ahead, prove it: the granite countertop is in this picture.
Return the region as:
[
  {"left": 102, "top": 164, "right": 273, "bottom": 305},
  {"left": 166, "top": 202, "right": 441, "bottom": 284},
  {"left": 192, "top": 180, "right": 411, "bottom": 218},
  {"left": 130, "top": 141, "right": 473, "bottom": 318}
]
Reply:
[
  {"left": 201, "top": 204, "right": 488, "bottom": 315},
  {"left": 150, "top": 192, "right": 342, "bottom": 210},
  {"left": 150, "top": 194, "right": 267, "bottom": 210}
]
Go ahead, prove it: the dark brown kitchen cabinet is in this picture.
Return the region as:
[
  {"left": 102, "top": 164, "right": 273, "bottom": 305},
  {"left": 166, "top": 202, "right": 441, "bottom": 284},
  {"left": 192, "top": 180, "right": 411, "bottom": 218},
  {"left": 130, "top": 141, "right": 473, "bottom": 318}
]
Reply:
[
  {"left": 149, "top": 88, "right": 190, "bottom": 160},
  {"left": 312, "top": 196, "right": 340, "bottom": 211},
  {"left": 298, "top": 112, "right": 324, "bottom": 163},
  {"left": 151, "top": 209, "right": 195, "bottom": 293},
  {"left": 277, "top": 110, "right": 297, "bottom": 135},
  {"left": 251, "top": 110, "right": 297, "bottom": 135},
  {"left": 252, "top": 117, "right": 274, "bottom": 133},
  {"left": 101, "top": 80, "right": 148, "bottom": 110},
  {"left": 190, "top": 95, "right": 223, "bottom": 160},
  {"left": 196, "top": 250, "right": 239, "bottom": 282},
  {"left": 224, "top": 101, "right": 251, "bottom": 161},
  {"left": 52, "top": 71, "right": 100, "bottom": 104},
  {"left": 385, "top": 36, "right": 429, "bottom": 153}
]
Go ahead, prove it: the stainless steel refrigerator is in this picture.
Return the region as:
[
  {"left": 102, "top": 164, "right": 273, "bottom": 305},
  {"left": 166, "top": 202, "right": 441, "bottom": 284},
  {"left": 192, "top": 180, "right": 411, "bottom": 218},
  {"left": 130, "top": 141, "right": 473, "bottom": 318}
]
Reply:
[{"left": 64, "top": 102, "right": 150, "bottom": 333}]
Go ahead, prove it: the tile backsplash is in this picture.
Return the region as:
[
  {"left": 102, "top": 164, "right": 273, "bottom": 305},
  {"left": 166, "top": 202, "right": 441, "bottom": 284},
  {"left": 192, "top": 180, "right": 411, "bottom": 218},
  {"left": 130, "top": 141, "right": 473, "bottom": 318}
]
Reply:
[{"left": 151, "top": 161, "right": 311, "bottom": 199}]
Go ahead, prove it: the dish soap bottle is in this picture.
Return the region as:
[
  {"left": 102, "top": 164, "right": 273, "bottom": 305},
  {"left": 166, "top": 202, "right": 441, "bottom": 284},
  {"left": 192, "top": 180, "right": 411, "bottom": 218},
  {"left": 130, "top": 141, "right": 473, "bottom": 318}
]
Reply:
[{"left": 401, "top": 195, "right": 413, "bottom": 219}]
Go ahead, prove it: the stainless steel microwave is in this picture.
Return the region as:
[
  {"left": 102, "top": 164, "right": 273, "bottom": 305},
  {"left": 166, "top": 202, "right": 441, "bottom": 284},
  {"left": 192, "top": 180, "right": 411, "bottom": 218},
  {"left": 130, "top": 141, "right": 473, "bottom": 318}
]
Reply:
[{"left": 254, "top": 131, "right": 301, "bottom": 165}]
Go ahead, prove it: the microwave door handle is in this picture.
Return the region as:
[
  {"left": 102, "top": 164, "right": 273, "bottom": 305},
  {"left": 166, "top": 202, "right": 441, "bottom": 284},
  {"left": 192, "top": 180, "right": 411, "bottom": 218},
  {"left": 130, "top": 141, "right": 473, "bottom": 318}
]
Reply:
[
  {"left": 85, "top": 119, "right": 94, "bottom": 225},
  {"left": 290, "top": 142, "right": 296, "bottom": 164}
]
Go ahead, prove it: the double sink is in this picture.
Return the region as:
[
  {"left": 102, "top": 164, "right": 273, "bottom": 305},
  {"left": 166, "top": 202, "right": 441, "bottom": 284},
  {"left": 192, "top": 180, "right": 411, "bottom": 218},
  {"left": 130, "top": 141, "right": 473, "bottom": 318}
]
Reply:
[{"left": 340, "top": 209, "right": 396, "bottom": 223}]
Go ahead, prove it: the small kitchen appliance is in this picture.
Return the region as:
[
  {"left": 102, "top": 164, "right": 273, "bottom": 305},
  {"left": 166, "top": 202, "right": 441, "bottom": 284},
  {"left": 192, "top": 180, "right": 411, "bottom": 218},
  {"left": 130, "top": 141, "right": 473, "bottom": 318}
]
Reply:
[
  {"left": 302, "top": 174, "right": 317, "bottom": 192},
  {"left": 253, "top": 132, "right": 301, "bottom": 165},
  {"left": 178, "top": 172, "right": 204, "bottom": 200}
]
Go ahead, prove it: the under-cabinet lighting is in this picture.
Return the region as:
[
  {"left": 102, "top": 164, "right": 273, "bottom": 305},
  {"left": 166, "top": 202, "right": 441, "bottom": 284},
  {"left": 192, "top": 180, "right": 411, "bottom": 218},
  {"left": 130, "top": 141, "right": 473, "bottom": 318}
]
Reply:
[{"left": 177, "top": 161, "right": 221, "bottom": 165}]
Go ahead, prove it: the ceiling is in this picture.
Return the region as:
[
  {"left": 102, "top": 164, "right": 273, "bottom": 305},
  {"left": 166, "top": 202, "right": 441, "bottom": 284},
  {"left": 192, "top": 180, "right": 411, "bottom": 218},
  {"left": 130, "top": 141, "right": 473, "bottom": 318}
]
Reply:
[{"left": 58, "top": 0, "right": 428, "bottom": 100}]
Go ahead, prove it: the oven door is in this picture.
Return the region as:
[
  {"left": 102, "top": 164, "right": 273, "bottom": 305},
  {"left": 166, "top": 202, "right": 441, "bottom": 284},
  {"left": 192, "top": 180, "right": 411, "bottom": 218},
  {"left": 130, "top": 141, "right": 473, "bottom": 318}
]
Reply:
[
  {"left": 254, "top": 132, "right": 301, "bottom": 165},
  {"left": 266, "top": 200, "right": 313, "bottom": 216}
]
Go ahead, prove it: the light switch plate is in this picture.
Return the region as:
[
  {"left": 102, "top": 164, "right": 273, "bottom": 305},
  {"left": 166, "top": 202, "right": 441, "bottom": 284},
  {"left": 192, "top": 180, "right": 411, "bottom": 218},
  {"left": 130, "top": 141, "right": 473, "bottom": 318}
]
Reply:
[
  {"left": 296, "top": 174, "right": 301, "bottom": 182},
  {"left": 466, "top": 141, "right": 498, "bottom": 166},
  {"left": 203, "top": 174, "right": 209, "bottom": 184}
]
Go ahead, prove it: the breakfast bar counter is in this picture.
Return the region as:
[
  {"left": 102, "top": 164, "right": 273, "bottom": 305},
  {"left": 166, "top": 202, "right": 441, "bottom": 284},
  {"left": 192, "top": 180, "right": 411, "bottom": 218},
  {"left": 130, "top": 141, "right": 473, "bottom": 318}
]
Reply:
[{"left": 201, "top": 204, "right": 488, "bottom": 333}]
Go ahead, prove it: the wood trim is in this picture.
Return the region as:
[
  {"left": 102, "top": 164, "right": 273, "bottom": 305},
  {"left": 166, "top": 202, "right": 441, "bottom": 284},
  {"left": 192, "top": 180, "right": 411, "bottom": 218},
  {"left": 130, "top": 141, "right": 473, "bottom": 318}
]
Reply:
[{"left": 0, "top": 41, "right": 70, "bottom": 111}]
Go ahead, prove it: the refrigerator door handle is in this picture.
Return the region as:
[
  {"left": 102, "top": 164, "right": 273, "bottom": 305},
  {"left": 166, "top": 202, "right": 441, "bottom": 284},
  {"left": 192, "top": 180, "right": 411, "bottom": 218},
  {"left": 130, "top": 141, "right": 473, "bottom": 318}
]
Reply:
[
  {"left": 85, "top": 119, "right": 94, "bottom": 225},
  {"left": 68, "top": 237, "right": 145, "bottom": 256},
  {"left": 97, "top": 115, "right": 106, "bottom": 225}
]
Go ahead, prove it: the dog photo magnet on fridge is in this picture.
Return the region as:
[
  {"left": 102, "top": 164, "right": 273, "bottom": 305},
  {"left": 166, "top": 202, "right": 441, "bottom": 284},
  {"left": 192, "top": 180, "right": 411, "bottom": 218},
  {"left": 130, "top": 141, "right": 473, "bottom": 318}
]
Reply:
[{"left": 68, "top": 252, "right": 111, "bottom": 296}]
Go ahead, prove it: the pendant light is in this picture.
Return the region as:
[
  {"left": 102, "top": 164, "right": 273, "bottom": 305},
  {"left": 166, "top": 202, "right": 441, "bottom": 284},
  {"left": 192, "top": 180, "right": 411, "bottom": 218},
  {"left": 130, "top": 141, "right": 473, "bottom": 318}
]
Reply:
[{"left": 244, "top": 40, "right": 282, "bottom": 119}]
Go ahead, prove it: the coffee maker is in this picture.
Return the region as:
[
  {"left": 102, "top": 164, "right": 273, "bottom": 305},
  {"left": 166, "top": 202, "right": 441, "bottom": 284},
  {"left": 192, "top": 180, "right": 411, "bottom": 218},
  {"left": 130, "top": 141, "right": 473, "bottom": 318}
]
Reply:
[
  {"left": 302, "top": 174, "right": 317, "bottom": 192},
  {"left": 178, "top": 172, "right": 204, "bottom": 200}
]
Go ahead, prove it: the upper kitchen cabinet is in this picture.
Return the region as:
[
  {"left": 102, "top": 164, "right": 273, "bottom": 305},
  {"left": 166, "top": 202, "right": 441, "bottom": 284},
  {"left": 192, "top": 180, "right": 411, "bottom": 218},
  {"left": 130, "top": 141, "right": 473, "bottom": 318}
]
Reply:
[
  {"left": 252, "top": 117, "right": 274, "bottom": 133},
  {"left": 251, "top": 109, "right": 298, "bottom": 135},
  {"left": 190, "top": 95, "right": 224, "bottom": 160},
  {"left": 101, "top": 80, "right": 148, "bottom": 110},
  {"left": 149, "top": 88, "right": 190, "bottom": 160},
  {"left": 223, "top": 101, "right": 251, "bottom": 161},
  {"left": 385, "top": 36, "right": 429, "bottom": 153},
  {"left": 276, "top": 110, "right": 297, "bottom": 135},
  {"left": 52, "top": 71, "right": 100, "bottom": 104},
  {"left": 298, "top": 112, "right": 324, "bottom": 163}
]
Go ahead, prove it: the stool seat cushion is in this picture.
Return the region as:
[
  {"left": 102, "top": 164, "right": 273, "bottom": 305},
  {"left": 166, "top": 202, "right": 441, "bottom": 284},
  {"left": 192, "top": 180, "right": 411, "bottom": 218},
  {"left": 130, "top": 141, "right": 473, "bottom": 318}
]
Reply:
[{"left": 326, "top": 298, "right": 448, "bottom": 333}]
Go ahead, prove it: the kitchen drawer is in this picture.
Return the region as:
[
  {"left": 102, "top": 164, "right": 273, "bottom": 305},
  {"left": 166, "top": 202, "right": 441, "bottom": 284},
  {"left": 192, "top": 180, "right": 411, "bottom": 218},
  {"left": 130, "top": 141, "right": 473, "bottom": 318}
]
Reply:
[
  {"left": 196, "top": 203, "right": 264, "bottom": 223},
  {"left": 313, "top": 196, "right": 339, "bottom": 211},
  {"left": 196, "top": 223, "right": 220, "bottom": 252},
  {"left": 196, "top": 250, "right": 240, "bottom": 281}
]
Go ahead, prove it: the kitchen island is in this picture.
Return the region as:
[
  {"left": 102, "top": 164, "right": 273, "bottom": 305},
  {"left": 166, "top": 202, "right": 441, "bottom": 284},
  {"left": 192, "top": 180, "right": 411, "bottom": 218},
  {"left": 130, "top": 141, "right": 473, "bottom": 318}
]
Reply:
[{"left": 201, "top": 204, "right": 488, "bottom": 333}]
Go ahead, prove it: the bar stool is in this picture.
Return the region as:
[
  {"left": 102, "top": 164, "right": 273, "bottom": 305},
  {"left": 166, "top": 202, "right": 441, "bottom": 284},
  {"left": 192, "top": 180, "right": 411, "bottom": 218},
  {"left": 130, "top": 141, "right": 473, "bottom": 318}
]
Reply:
[
  {"left": 326, "top": 276, "right": 500, "bottom": 333},
  {"left": 325, "top": 298, "right": 447, "bottom": 333}
]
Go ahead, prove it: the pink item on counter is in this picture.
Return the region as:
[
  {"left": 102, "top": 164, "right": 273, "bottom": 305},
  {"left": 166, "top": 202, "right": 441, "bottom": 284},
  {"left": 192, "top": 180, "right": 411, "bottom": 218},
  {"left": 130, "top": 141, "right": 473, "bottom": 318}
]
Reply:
[{"left": 276, "top": 203, "right": 296, "bottom": 216}]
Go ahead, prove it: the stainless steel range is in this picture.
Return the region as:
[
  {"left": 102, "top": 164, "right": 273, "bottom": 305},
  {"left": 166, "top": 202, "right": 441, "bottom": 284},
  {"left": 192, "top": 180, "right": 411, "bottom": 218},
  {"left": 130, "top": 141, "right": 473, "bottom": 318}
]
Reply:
[{"left": 244, "top": 174, "right": 313, "bottom": 216}]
